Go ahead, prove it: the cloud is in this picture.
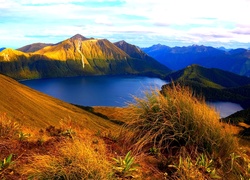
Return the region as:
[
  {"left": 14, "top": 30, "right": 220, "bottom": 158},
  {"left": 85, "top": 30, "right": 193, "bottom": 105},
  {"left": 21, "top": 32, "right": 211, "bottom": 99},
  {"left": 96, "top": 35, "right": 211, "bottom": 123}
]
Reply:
[
  {"left": 94, "top": 15, "right": 113, "bottom": 26},
  {"left": 1, "top": 0, "right": 250, "bottom": 49}
]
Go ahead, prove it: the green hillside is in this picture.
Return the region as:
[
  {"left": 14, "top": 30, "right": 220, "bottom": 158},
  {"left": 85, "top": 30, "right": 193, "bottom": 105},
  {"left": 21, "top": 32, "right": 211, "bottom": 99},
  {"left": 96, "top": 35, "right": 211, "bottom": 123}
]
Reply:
[{"left": 164, "top": 65, "right": 250, "bottom": 108}]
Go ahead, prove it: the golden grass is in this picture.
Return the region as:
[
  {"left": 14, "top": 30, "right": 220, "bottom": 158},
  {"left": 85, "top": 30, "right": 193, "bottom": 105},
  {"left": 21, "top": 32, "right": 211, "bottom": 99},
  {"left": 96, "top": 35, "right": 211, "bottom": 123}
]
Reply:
[
  {"left": 121, "top": 84, "right": 237, "bottom": 158},
  {"left": 116, "top": 84, "right": 250, "bottom": 179},
  {"left": 0, "top": 113, "right": 20, "bottom": 139},
  {"left": 21, "top": 132, "right": 112, "bottom": 180},
  {"left": 0, "top": 74, "right": 119, "bottom": 132},
  {"left": 2, "top": 76, "right": 250, "bottom": 179}
]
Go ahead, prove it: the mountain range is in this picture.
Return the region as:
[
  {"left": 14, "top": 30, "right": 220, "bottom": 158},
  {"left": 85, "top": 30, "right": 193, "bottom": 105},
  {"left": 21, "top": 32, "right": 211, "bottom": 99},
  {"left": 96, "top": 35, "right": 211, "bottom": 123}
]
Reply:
[
  {"left": 0, "top": 34, "right": 170, "bottom": 80},
  {"left": 142, "top": 44, "right": 250, "bottom": 77}
]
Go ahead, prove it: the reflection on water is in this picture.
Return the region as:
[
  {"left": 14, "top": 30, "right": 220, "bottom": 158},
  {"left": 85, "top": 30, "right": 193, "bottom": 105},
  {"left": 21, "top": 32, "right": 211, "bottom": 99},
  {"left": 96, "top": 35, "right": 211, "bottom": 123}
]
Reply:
[{"left": 208, "top": 102, "right": 243, "bottom": 118}]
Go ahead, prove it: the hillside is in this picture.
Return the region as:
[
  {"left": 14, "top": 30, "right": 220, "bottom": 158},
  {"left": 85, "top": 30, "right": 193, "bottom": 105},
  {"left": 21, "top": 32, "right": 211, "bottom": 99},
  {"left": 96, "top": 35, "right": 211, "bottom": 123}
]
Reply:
[
  {"left": 142, "top": 44, "right": 250, "bottom": 77},
  {"left": 1, "top": 73, "right": 250, "bottom": 179},
  {"left": 17, "top": 43, "right": 53, "bottom": 52},
  {"left": 0, "top": 34, "right": 171, "bottom": 80},
  {"left": 163, "top": 65, "right": 250, "bottom": 108},
  {"left": 0, "top": 74, "right": 117, "bottom": 131}
]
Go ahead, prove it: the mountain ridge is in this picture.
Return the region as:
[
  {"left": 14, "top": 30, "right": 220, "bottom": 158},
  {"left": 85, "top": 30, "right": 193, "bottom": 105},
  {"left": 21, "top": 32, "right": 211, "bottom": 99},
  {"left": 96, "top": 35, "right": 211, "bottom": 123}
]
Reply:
[
  {"left": 0, "top": 34, "right": 171, "bottom": 80},
  {"left": 18, "top": 43, "right": 54, "bottom": 52},
  {"left": 142, "top": 44, "right": 250, "bottom": 77}
]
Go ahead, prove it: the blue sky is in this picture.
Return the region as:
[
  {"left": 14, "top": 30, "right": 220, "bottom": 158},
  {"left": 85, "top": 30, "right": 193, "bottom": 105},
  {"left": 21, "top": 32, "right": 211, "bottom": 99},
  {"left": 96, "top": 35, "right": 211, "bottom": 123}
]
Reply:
[{"left": 1, "top": 0, "right": 250, "bottom": 49}]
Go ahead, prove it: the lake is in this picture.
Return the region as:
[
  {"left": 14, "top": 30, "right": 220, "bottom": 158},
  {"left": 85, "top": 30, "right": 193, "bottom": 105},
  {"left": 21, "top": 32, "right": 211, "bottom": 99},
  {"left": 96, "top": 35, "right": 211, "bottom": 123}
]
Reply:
[
  {"left": 20, "top": 76, "right": 243, "bottom": 117},
  {"left": 21, "top": 76, "right": 167, "bottom": 107},
  {"left": 208, "top": 102, "right": 243, "bottom": 118}
]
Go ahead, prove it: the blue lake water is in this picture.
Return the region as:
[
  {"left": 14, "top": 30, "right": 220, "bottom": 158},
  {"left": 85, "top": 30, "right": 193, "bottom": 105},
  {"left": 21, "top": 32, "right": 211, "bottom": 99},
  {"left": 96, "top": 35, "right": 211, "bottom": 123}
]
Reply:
[
  {"left": 21, "top": 76, "right": 167, "bottom": 107},
  {"left": 208, "top": 102, "right": 243, "bottom": 118},
  {"left": 20, "top": 76, "right": 243, "bottom": 117}
]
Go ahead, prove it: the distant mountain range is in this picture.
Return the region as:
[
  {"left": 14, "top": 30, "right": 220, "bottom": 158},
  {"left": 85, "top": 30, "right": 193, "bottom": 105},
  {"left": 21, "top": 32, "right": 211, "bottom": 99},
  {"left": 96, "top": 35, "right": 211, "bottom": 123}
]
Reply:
[
  {"left": 142, "top": 44, "right": 250, "bottom": 77},
  {"left": 0, "top": 34, "right": 170, "bottom": 80},
  {"left": 0, "top": 47, "right": 5, "bottom": 52},
  {"left": 163, "top": 64, "right": 250, "bottom": 109}
]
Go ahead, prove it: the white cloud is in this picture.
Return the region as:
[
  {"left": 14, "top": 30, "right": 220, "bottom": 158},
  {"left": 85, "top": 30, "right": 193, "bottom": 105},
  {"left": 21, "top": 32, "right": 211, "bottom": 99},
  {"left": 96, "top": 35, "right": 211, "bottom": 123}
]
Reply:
[{"left": 1, "top": 0, "right": 250, "bottom": 48}]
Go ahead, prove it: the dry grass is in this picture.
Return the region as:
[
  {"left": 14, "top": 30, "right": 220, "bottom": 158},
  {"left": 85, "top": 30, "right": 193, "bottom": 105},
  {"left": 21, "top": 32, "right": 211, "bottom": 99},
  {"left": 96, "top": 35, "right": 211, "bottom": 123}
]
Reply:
[
  {"left": 122, "top": 84, "right": 237, "bottom": 158},
  {"left": 0, "top": 114, "right": 115, "bottom": 180},
  {"left": 0, "top": 113, "right": 20, "bottom": 139},
  {"left": 117, "top": 84, "right": 250, "bottom": 179},
  {"left": 0, "top": 74, "right": 119, "bottom": 132},
  {"left": 2, "top": 81, "right": 250, "bottom": 179},
  {"left": 21, "top": 132, "right": 112, "bottom": 180}
]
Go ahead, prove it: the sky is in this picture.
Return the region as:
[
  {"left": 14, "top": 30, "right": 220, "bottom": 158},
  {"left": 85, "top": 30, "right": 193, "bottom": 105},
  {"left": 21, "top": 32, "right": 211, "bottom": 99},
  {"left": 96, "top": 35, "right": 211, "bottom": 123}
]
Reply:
[{"left": 1, "top": 0, "right": 250, "bottom": 49}]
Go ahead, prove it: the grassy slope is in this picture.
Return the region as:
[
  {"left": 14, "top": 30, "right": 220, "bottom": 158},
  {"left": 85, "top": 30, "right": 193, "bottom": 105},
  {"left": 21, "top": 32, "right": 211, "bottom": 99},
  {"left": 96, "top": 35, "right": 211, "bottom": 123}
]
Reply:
[
  {"left": 1, "top": 76, "right": 250, "bottom": 179},
  {"left": 0, "top": 74, "right": 118, "bottom": 131},
  {"left": 166, "top": 64, "right": 250, "bottom": 88},
  {"left": 164, "top": 65, "right": 250, "bottom": 109}
]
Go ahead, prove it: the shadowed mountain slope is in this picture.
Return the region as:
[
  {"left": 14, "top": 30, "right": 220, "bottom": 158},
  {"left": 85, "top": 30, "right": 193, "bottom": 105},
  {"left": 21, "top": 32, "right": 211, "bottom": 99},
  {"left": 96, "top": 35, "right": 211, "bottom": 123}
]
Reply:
[
  {"left": 0, "top": 74, "right": 117, "bottom": 130},
  {"left": 114, "top": 40, "right": 171, "bottom": 75}
]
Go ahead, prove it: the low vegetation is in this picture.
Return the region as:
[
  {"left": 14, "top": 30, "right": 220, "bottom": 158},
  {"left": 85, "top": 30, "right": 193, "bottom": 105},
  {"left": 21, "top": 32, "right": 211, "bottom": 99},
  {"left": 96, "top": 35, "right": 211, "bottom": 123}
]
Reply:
[{"left": 1, "top": 84, "right": 250, "bottom": 179}]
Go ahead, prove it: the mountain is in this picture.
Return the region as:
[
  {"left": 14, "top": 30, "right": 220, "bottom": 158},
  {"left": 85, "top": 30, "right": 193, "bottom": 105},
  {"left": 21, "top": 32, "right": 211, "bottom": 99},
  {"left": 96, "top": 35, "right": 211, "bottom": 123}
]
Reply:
[
  {"left": 217, "top": 46, "right": 232, "bottom": 51},
  {"left": 0, "top": 34, "right": 171, "bottom": 80},
  {"left": 0, "top": 47, "right": 5, "bottom": 52},
  {"left": 142, "top": 44, "right": 250, "bottom": 77},
  {"left": 0, "top": 73, "right": 117, "bottom": 130},
  {"left": 114, "top": 40, "right": 171, "bottom": 75},
  {"left": 17, "top": 43, "right": 53, "bottom": 52},
  {"left": 163, "top": 65, "right": 250, "bottom": 108}
]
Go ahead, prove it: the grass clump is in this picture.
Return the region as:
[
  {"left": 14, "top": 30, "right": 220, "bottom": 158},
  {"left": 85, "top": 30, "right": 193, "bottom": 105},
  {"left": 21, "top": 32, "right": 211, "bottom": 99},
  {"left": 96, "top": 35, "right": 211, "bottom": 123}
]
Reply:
[
  {"left": 21, "top": 130, "right": 112, "bottom": 180},
  {"left": 0, "top": 113, "right": 20, "bottom": 139},
  {"left": 123, "top": 84, "right": 236, "bottom": 157},
  {"left": 120, "top": 83, "right": 248, "bottom": 179}
]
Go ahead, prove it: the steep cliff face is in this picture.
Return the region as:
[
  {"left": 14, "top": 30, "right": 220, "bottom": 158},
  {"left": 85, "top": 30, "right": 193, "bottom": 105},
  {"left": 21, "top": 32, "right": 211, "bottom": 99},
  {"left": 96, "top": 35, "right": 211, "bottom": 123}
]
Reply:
[{"left": 0, "top": 34, "right": 170, "bottom": 79}]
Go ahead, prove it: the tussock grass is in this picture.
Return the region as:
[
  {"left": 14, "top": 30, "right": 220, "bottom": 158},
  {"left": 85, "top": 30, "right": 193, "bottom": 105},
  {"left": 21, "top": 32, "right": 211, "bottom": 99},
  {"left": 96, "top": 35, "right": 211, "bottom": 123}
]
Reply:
[
  {"left": 118, "top": 84, "right": 250, "bottom": 179},
  {"left": 122, "top": 84, "right": 237, "bottom": 158},
  {"left": 21, "top": 129, "right": 112, "bottom": 180},
  {"left": 0, "top": 113, "right": 20, "bottom": 139}
]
